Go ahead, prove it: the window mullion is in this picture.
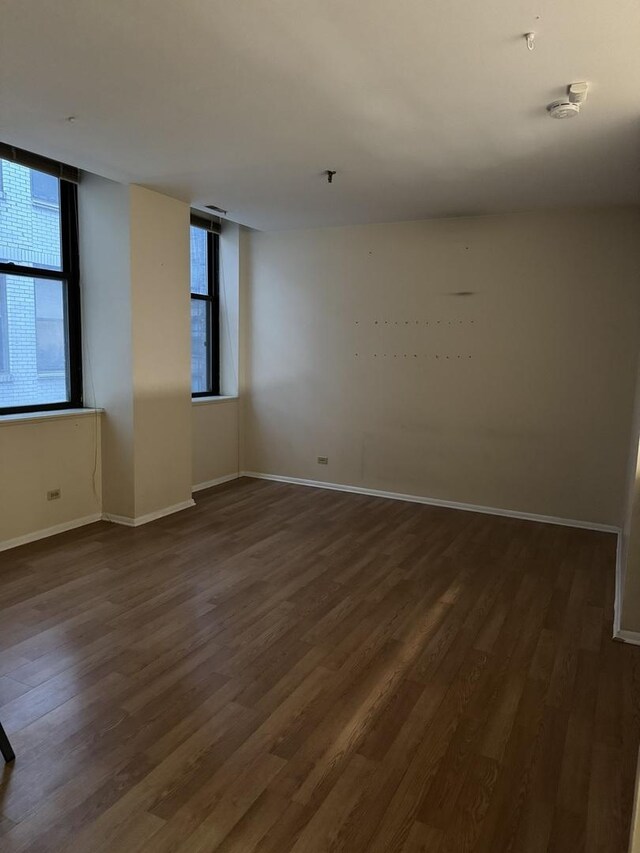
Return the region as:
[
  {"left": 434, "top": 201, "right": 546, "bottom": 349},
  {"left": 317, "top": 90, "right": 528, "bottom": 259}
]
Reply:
[{"left": 0, "top": 263, "right": 67, "bottom": 280}]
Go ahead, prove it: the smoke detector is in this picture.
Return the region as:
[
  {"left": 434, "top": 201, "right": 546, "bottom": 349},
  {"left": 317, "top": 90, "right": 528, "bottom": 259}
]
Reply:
[
  {"left": 547, "top": 100, "right": 581, "bottom": 119},
  {"left": 547, "top": 83, "right": 589, "bottom": 119}
]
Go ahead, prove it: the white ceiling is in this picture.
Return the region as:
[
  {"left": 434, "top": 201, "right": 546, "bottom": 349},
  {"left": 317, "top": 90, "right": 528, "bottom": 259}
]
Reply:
[{"left": 1, "top": 0, "right": 639, "bottom": 230}]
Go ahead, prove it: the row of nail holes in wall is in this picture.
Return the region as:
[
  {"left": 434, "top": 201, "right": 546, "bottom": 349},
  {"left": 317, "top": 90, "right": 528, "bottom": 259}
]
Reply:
[
  {"left": 355, "top": 354, "right": 473, "bottom": 358},
  {"left": 355, "top": 320, "right": 475, "bottom": 325}
]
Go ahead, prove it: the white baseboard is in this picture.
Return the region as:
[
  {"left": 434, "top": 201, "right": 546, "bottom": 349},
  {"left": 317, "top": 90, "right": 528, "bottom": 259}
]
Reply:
[
  {"left": 612, "top": 531, "right": 640, "bottom": 646},
  {"left": 240, "top": 471, "right": 620, "bottom": 534},
  {"left": 0, "top": 513, "right": 103, "bottom": 553},
  {"left": 613, "top": 629, "right": 640, "bottom": 647},
  {"left": 614, "top": 532, "right": 624, "bottom": 638},
  {"left": 245, "top": 471, "right": 638, "bottom": 646},
  {"left": 192, "top": 473, "right": 240, "bottom": 493},
  {"left": 609, "top": 533, "right": 640, "bottom": 646},
  {"left": 2, "top": 496, "right": 199, "bottom": 551},
  {"left": 2, "top": 477, "right": 632, "bottom": 647},
  {"left": 103, "top": 499, "right": 196, "bottom": 528}
]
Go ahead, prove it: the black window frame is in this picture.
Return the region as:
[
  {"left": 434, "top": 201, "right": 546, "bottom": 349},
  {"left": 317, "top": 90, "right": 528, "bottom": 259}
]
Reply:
[
  {"left": 190, "top": 225, "right": 220, "bottom": 398},
  {"left": 0, "top": 175, "right": 82, "bottom": 415}
]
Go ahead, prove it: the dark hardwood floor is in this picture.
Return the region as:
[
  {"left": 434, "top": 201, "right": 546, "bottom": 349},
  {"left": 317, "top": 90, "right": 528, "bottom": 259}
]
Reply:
[{"left": 0, "top": 477, "right": 639, "bottom": 852}]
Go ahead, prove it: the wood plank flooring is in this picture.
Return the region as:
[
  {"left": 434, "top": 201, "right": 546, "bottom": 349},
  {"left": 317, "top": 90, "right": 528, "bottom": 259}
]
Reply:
[{"left": 0, "top": 477, "right": 639, "bottom": 852}]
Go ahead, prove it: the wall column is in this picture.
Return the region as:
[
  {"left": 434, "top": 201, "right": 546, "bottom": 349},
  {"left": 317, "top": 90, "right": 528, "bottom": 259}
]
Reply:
[{"left": 80, "top": 178, "right": 192, "bottom": 522}]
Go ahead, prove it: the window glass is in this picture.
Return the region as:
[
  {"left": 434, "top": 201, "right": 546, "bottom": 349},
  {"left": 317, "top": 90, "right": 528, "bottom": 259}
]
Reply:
[
  {"left": 0, "top": 277, "right": 8, "bottom": 374},
  {"left": 31, "top": 170, "right": 59, "bottom": 205},
  {"left": 35, "top": 279, "right": 66, "bottom": 374},
  {"left": 190, "top": 226, "right": 208, "bottom": 295},
  {"left": 0, "top": 162, "right": 62, "bottom": 270},
  {"left": 191, "top": 299, "right": 209, "bottom": 393},
  {"left": 0, "top": 276, "right": 69, "bottom": 407}
]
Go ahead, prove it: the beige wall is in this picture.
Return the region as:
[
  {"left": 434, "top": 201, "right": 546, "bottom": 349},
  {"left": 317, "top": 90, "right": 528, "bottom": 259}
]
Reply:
[
  {"left": 130, "top": 186, "right": 192, "bottom": 517},
  {"left": 631, "top": 749, "right": 640, "bottom": 853},
  {"left": 2, "top": 179, "right": 208, "bottom": 548},
  {"left": 0, "top": 413, "right": 102, "bottom": 547},
  {"left": 242, "top": 208, "right": 640, "bottom": 526},
  {"left": 80, "top": 180, "right": 192, "bottom": 522},
  {"left": 192, "top": 400, "right": 239, "bottom": 487}
]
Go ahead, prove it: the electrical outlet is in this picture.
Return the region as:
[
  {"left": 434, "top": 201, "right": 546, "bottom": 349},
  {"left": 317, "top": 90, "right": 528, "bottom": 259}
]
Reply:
[
  {"left": 47, "top": 489, "right": 61, "bottom": 501},
  {"left": 317, "top": 456, "right": 329, "bottom": 465}
]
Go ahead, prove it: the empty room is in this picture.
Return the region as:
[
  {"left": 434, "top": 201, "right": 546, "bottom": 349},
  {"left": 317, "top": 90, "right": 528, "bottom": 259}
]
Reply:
[{"left": 2, "top": 1, "right": 640, "bottom": 851}]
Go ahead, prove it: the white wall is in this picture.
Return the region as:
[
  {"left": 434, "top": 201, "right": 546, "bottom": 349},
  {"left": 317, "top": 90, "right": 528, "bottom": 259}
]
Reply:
[
  {"left": 190, "top": 222, "right": 242, "bottom": 490},
  {"left": 617, "top": 351, "right": 640, "bottom": 633},
  {"left": 80, "top": 173, "right": 135, "bottom": 517},
  {"left": 219, "top": 223, "right": 241, "bottom": 397},
  {"left": 616, "top": 212, "right": 640, "bottom": 635},
  {"left": 241, "top": 207, "right": 640, "bottom": 527},
  {"left": 0, "top": 412, "right": 102, "bottom": 548}
]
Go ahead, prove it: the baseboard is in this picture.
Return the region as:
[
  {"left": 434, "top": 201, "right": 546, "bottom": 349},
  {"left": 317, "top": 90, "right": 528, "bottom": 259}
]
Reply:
[
  {"left": 192, "top": 473, "right": 240, "bottom": 493},
  {"left": 612, "top": 531, "right": 640, "bottom": 646},
  {"left": 0, "top": 513, "right": 103, "bottom": 552},
  {"left": 240, "top": 471, "right": 620, "bottom": 534},
  {"left": 613, "top": 629, "right": 640, "bottom": 647},
  {"left": 614, "top": 532, "right": 624, "bottom": 638},
  {"left": 2, "top": 497, "right": 199, "bottom": 550},
  {"left": 103, "top": 499, "right": 196, "bottom": 528}
]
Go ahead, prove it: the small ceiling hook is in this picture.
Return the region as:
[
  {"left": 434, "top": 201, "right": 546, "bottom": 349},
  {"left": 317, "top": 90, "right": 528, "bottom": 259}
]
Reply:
[
  {"left": 525, "top": 32, "right": 535, "bottom": 51},
  {"left": 325, "top": 170, "right": 337, "bottom": 184}
]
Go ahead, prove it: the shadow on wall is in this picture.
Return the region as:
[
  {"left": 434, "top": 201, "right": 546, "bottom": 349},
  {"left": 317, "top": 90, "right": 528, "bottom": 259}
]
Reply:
[{"left": 98, "top": 385, "right": 192, "bottom": 520}]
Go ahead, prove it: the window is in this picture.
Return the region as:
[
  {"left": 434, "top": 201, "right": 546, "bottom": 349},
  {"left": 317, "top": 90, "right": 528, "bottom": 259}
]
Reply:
[
  {"left": 0, "top": 150, "right": 81, "bottom": 414},
  {"left": 0, "top": 278, "right": 8, "bottom": 374},
  {"left": 35, "top": 279, "right": 66, "bottom": 374},
  {"left": 190, "top": 219, "right": 219, "bottom": 396},
  {"left": 30, "top": 170, "right": 59, "bottom": 205}
]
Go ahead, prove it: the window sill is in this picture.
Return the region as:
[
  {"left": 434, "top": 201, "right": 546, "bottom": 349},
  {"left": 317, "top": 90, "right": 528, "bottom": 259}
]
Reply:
[
  {"left": 0, "top": 408, "right": 103, "bottom": 427},
  {"left": 32, "top": 199, "right": 58, "bottom": 210},
  {"left": 192, "top": 395, "right": 238, "bottom": 406}
]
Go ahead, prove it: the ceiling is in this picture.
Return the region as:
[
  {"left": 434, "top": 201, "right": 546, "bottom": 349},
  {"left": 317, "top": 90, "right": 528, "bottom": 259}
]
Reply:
[{"left": 1, "top": 0, "right": 639, "bottom": 231}]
